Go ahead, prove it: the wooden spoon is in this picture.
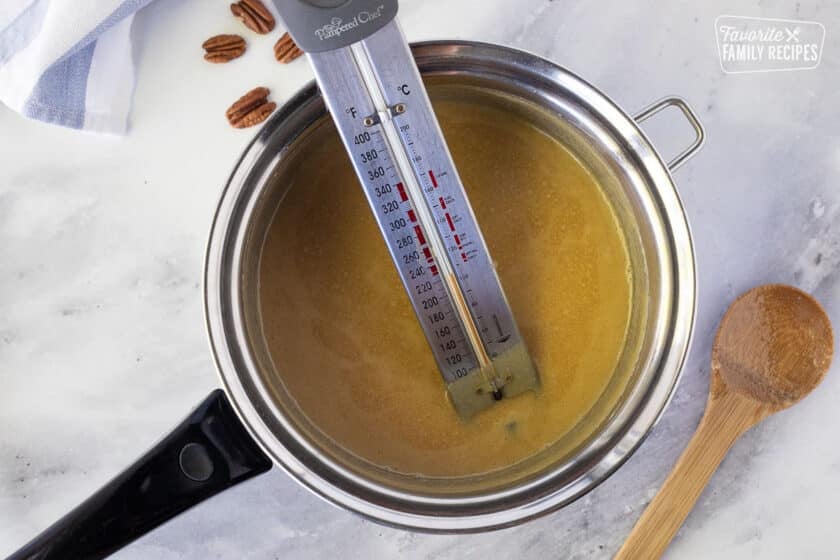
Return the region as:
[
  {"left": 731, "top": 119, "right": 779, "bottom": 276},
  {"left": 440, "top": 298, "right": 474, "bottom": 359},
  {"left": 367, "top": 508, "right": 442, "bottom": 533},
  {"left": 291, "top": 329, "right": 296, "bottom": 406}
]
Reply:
[{"left": 615, "top": 284, "right": 834, "bottom": 559}]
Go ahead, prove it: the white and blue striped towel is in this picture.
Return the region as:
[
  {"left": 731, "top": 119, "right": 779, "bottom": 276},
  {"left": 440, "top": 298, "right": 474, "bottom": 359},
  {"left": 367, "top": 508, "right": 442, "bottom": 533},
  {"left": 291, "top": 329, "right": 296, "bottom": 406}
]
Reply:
[{"left": 0, "top": 0, "right": 156, "bottom": 134}]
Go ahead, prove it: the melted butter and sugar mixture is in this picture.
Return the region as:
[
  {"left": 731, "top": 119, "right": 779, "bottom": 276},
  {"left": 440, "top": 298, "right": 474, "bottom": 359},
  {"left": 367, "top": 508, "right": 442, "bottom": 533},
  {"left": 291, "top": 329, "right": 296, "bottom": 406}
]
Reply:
[{"left": 259, "top": 92, "right": 634, "bottom": 477}]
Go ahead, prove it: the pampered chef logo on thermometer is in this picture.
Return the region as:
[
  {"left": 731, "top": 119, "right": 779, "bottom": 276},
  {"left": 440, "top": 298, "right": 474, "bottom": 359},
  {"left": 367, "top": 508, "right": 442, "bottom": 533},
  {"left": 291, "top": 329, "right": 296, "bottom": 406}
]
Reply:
[
  {"left": 715, "top": 15, "right": 825, "bottom": 73},
  {"left": 315, "top": 5, "right": 386, "bottom": 41}
]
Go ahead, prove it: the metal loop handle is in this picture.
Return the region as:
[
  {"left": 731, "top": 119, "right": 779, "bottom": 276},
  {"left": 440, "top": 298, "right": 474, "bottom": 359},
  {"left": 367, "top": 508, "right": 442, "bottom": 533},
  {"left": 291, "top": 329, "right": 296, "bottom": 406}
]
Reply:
[{"left": 634, "top": 96, "right": 705, "bottom": 172}]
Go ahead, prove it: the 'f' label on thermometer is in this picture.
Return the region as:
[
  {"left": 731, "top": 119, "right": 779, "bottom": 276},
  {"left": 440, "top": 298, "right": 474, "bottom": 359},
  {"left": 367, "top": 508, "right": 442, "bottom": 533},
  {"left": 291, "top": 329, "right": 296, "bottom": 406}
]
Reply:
[{"left": 303, "top": 20, "right": 539, "bottom": 419}]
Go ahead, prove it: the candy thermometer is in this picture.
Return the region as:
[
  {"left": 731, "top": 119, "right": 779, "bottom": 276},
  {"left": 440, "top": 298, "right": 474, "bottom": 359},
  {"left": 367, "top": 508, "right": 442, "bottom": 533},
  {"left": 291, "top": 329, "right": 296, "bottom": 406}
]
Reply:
[{"left": 273, "top": 0, "right": 539, "bottom": 419}]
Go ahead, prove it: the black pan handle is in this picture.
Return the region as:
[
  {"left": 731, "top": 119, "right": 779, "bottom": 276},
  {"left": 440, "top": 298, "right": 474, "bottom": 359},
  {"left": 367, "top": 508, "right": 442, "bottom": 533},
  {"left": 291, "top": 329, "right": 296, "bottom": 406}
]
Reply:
[{"left": 8, "top": 389, "right": 272, "bottom": 560}]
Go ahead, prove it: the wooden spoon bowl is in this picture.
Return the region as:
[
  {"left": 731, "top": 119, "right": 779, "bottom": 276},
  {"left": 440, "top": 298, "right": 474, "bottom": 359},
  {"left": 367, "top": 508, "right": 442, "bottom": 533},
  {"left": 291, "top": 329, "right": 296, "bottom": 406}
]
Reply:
[
  {"left": 616, "top": 284, "right": 833, "bottom": 559},
  {"left": 712, "top": 284, "right": 833, "bottom": 409}
]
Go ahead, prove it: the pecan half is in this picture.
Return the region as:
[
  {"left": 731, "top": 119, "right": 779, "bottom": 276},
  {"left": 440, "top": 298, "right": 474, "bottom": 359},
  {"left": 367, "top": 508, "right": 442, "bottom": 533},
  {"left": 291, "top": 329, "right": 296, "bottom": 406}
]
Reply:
[
  {"left": 234, "top": 101, "right": 276, "bottom": 128},
  {"left": 274, "top": 32, "right": 303, "bottom": 64},
  {"left": 226, "top": 87, "right": 276, "bottom": 128},
  {"left": 202, "top": 34, "right": 246, "bottom": 63},
  {"left": 230, "top": 0, "right": 275, "bottom": 35}
]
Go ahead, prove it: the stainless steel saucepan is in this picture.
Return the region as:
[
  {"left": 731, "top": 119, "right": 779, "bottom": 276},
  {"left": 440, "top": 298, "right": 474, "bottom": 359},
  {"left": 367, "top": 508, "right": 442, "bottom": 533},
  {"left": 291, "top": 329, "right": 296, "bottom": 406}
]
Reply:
[{"left": 10, "top": 42, "right": 703, "bottom": 559}]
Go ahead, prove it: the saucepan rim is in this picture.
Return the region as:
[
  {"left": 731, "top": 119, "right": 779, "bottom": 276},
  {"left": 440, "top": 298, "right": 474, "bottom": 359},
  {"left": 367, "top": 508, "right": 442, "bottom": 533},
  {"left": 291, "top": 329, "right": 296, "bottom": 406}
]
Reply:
[{"left": 203, "top": 40, "right": 698, "bottom": 532}]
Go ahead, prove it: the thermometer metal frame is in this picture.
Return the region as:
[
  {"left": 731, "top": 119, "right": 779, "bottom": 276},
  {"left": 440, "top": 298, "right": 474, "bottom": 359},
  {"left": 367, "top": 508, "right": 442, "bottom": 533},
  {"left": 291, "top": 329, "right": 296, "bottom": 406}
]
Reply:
[{"left": 307, "top": 20, "right": 539, "bottom": 418}]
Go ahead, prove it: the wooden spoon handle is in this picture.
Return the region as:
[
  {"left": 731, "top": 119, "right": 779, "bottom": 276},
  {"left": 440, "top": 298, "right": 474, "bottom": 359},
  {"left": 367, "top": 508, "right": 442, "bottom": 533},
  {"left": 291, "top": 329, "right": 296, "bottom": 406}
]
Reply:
[{"left": 615, "top": 392, "right": 764, "bottom": 559}]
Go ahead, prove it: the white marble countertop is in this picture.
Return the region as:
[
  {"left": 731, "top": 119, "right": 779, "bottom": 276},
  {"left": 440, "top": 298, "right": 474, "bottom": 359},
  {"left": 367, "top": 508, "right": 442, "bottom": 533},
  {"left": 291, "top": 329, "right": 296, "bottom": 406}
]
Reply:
[{"left": 1, "top": 0, "right": 838, "bottom": 558}]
